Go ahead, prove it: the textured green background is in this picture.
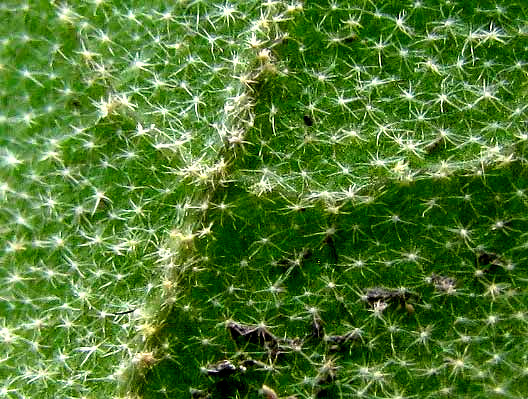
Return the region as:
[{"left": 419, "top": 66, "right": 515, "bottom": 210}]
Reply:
[{"left": 1, "top": 1, "right": 527, "bottom": 398}]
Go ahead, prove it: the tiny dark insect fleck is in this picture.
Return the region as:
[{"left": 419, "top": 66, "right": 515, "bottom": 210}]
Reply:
[
  {"left": 112, "top": 308, "right": 136, "bottom": 316},
  {"left": 301, "top": 247, "right": 313, "bottom": 260},
  {"left": 344, "top": 35, "right": 358, "bottom": 43},
  {"left": 204, "top": 360, "right": 237, "bottom": 377},
  {"left": 325, "top": 330, "right": 359, "bottom": 346},
  {"left": 477, "top": 251, "right": 500, "bottom": 266},
  {"left": 311, "top": 315, "right": 324, "bottom": 338},
  {"left": 476, "top": 251, "right": 504, "bottom": 274},
  {"left": 425, "top": 137, "right": 442, "bottom": 154},
  {"left": 430, "top": 273, "right": 456, "bottom": 293},
  {"left": 303, "top": 115, "right": 314, "bottom": 126},
  {"left": 365, "top": 287, "right": 414, "bottom": 306},
  {"left": 190, "top": 388, "right": 212, "bottom": 399},
  {"left": 227, "top": 321, "right": 278, "bottom": 347}
]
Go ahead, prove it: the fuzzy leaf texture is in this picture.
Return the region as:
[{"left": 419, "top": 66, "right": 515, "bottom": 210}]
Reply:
[{"left": 0, "top": 1, "right": 527, "bottom": 399}]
